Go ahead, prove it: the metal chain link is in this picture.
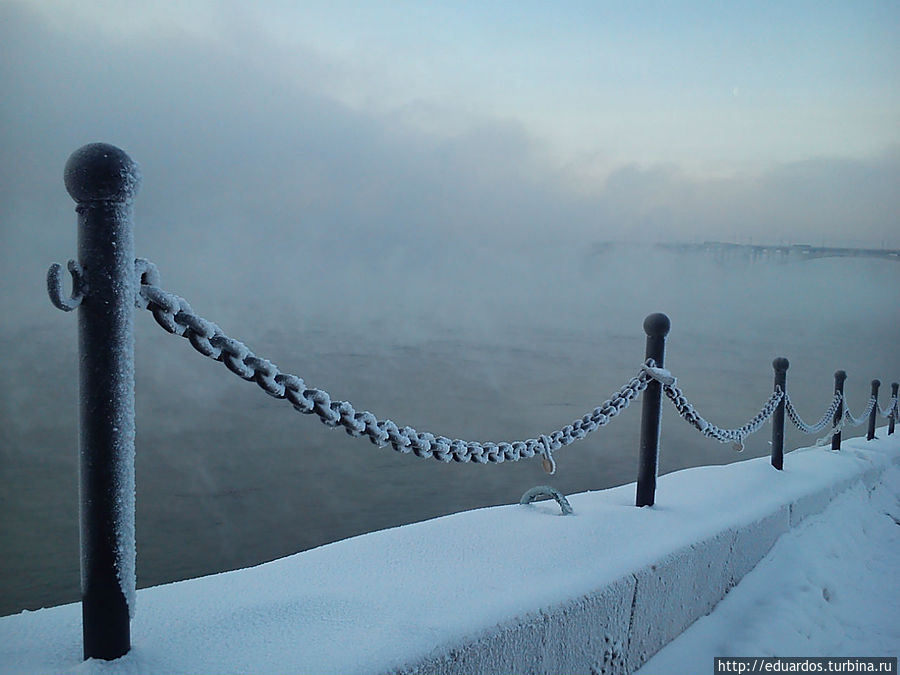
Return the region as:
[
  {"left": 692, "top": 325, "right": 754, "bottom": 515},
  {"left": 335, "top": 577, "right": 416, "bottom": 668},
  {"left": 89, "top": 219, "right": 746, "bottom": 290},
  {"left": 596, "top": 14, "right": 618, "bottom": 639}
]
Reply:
[
  {"left": 878, "top": 396, "right": 898, "bottom": 419},
  {"left": 126, "top": 259, "right": 898, "bottom": 464},
  {"left": 656, "top": 374, "right": 784, "bottom": 452},
  {"left": 816, "top": 414, "right": 848, "bottom": 447},
  {"left": 841, "top": 395, "right": 877, "bottom": 428},
  {"left": 134, "top": 259, "right": 651, "bottom": 469},
  {"left": 814, "top": 393, "right": 879, "bottom": 446},
  {"left": 784, "top": 391, "right": 842, "bottom": 434}
]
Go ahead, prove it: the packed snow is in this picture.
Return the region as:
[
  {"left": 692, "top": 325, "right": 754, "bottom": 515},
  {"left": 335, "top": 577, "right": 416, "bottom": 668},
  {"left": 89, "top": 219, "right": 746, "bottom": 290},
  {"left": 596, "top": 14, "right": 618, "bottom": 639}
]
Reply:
[
  {"left": 638, "top": 461, "right": 900, "bottom": 673},
  {"left": 0, "top": 430, "right": 897, "bottom": 674}
]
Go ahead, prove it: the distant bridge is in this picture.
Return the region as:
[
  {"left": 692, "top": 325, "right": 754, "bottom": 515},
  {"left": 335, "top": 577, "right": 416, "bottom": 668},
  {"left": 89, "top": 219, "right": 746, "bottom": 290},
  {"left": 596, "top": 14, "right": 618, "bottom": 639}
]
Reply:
[{"left": 652, "top": 242, "right": 900, "bottom": 263}]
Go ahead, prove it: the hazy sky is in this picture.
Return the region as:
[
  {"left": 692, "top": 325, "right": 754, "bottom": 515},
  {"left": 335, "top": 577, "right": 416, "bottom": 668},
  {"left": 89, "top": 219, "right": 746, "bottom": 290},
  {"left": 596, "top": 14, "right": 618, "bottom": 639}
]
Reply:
[
  {"left": 2, "top": 0, "right": 899, "bottom": 249},
  {"left": 22, "top": 1, "right": 900, "bottom": 170}
]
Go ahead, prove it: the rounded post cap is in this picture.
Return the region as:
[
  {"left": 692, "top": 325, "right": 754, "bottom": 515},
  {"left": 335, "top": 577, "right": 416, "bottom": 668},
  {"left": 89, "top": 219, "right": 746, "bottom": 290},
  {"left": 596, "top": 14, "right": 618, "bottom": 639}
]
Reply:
[
  {"left": 834, "top": 370, "right": 847, "bottom": 382},
  {"left": 643, "top": 312, "right": 671, "bottom": 337},
  {"left": 65, "top": 143, "right": 141, "bottom": 202},
  {"left": 871, "top": 379, "right": 881, "bottom": 388},
  {"left": 772, "top": 357, "right": 789, "bottom": 372}
]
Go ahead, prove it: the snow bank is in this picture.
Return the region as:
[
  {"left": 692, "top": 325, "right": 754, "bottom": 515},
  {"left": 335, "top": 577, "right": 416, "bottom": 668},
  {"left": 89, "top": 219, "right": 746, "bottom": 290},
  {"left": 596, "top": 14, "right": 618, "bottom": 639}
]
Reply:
[
  {"left": 1, "top": 430, "right": 897, "bottom": 675},
  {"left": 637, "top": 463, "right": 900, "bottom": 673}
]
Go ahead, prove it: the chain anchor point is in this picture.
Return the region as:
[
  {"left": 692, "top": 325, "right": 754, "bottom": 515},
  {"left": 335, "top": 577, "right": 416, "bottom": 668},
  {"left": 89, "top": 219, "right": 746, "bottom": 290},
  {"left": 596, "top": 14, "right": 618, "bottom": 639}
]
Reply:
[{"left": 47, "top": 259, "right": 85, "bottom": 311}]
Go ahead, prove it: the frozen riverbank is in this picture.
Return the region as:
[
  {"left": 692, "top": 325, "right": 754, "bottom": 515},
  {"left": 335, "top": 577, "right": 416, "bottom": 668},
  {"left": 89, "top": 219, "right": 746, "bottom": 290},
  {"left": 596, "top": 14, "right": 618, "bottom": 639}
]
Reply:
[
  {"left": 638, "top": 460, "right": 900, "bottom": 673},
  {"left": 1, "top": 429, "right": 897, "bottom": 674}
]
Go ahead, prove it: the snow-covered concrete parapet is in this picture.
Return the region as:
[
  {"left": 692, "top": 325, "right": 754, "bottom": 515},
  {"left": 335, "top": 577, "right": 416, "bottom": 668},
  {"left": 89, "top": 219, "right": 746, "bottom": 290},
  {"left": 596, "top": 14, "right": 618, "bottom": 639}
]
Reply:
[
  {"left": 397, "top": 432, "right": 899, "bottom": 675},
  {"left": 400, "top": 575, "right": 636, "bottom": 675},
  {"left": 0, "top": 431, "right": 897, "bottom": 675}
]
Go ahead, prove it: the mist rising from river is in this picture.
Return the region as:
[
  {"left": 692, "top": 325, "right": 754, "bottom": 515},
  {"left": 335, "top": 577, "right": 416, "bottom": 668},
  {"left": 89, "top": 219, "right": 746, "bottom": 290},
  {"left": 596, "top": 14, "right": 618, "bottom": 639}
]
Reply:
[{"left": 1, "top": 243, "right": 897, "bottom": 616}]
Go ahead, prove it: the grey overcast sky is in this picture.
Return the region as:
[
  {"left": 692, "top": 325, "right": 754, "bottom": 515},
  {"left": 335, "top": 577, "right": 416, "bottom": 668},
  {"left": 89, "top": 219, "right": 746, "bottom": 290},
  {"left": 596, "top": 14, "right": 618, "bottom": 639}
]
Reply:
[{"left": 1, "top": 0, "right": 899, "bottom": 249}]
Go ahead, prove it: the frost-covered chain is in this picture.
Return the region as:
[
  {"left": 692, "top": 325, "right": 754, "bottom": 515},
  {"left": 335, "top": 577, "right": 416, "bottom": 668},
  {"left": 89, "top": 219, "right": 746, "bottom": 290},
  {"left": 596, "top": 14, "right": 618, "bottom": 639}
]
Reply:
[
  {"left": 878, "top": 396, "right": 898, "bottom": 419},
  {"left": 134, "top": 259, "right": 651, "bottom": 467},
  {"left": 840, "top": 394, "right": 877, "bottom": 428},
  {"left": 815, "top": 393, "right": 879, "bottom": 446},
  {"left": 784, "top": 391, "right": 842, "bottom": 434},
  {"left": 816, "top": 408, "right": 850, "bottom": 447},
  {"left": 660, "top": 380, "right": 784, "bottom": 451}
]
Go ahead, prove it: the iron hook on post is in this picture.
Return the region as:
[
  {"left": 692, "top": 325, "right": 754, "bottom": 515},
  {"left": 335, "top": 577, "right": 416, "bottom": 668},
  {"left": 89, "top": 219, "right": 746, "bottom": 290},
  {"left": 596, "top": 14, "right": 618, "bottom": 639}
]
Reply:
[{"left": 47, "top": 259, "right": 86, "bottom": 311}]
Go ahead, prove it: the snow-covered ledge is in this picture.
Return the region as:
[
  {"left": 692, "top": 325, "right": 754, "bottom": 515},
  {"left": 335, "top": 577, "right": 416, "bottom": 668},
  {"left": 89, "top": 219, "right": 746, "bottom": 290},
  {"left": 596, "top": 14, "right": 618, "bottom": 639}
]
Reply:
[{"left": 2, "top": 430, "right": 898, "bottom": 675}]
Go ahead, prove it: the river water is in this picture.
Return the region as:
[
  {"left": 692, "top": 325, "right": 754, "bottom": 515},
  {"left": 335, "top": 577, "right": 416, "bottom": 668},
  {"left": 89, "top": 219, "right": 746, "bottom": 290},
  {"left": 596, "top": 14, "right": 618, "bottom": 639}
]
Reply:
[{"left": 1, "top": 245, "right": 897, "bottom": 616}]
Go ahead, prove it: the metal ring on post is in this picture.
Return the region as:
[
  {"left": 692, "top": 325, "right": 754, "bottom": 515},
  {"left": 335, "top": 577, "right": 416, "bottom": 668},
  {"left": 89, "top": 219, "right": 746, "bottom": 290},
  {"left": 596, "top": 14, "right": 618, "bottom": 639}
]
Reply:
[{"left": 47, "top": 259, "right": 86, "bottom": 311}]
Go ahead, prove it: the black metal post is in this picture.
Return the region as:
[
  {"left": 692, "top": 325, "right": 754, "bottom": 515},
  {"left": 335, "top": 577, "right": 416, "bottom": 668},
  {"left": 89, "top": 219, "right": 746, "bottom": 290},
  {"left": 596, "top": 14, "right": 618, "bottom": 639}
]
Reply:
[
  {"left": 636, "top": 313, "right": 670, "bottom": 507},
  {"left": 867, "top": 379, "right": 880, "bottom": 440},
  {"left": 889, "top": 383, "right": 898, "bottom": 436},
  {"left": 771, "top": 357, "right": 789, "bottom": 470},
  {"left": 65, "top": 143, "right": 140, "bottom": 660},
  {"left": 832, "top": 370, "right": 846, "bottom": 451}
]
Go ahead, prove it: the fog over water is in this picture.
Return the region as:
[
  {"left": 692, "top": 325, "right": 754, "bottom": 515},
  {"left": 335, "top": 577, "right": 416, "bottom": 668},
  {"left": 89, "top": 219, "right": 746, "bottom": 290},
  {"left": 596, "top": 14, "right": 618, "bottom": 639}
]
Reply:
[
  {"left": 1, "top": 2, "right": 899, "bottom": 617},
  {"left": 2, "top": 244, "right": 898, "bottom": 616}
]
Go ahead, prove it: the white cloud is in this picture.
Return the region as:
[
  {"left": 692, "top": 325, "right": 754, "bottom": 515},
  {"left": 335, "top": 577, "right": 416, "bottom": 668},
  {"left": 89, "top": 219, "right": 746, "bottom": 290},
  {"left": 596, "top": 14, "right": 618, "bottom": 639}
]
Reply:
[
  {"left": 2, "top": 1, "right": 898, "bottom": 259},
  {"left": 11, "top": 0, "right": 900, "bottom": 174}
]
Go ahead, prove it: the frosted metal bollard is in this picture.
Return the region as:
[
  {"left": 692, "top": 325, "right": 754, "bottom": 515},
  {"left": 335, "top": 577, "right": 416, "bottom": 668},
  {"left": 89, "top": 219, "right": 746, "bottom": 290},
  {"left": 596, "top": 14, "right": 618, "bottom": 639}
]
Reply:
[
  {"left": 53, "top": 143, "right": 140, "bottom": 660},
  {"left": 867, "top": 379, "right": 880, "bottom": 441},
  {"left": 832, "top": 370, "right": 846, "bottom": 450},
  {"left": 890, "top": 383, "right": 898, "bottom": 435},
  {"left": 771, "top": 358, "right": 789, "bottom": 470},
  {"left": 636, "top": 313, "right": 670, "bottom": 507}
]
